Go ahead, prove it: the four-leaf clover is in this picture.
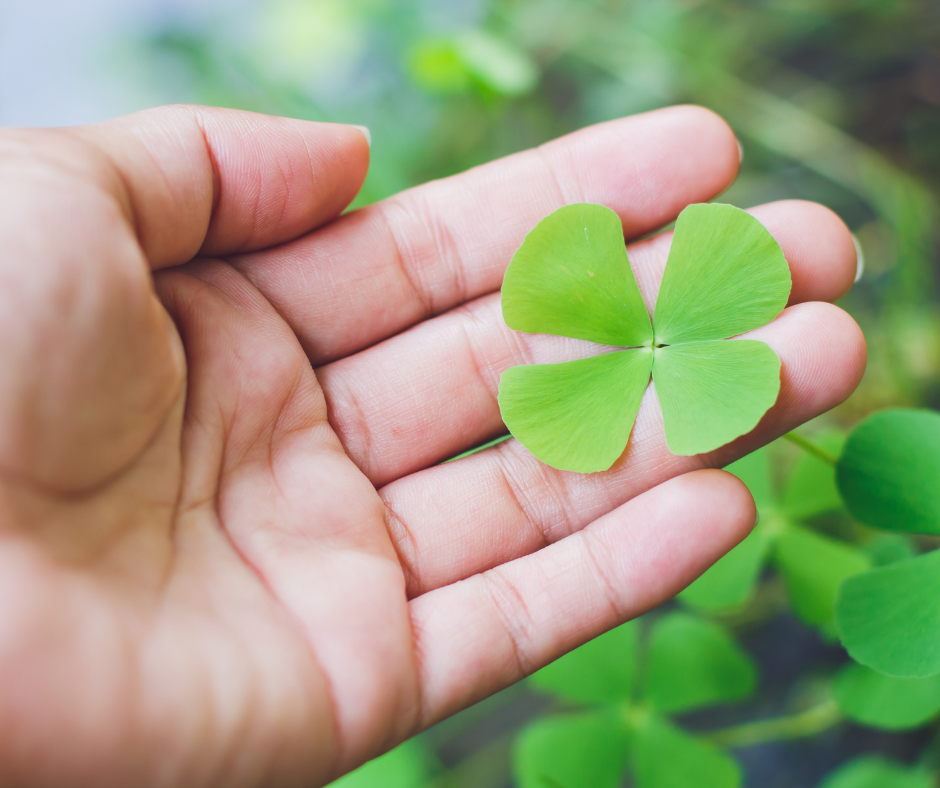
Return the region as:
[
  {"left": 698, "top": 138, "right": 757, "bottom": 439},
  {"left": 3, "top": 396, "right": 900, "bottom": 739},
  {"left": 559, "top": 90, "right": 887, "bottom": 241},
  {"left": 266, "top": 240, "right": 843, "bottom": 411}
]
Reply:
[{"left": 498, "top": 202, "right": 792, "bottom": 472}]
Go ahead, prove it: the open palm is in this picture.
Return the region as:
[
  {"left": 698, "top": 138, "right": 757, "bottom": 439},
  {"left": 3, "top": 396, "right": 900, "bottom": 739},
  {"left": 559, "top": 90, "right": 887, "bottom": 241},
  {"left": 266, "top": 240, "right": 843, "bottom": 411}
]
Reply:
[{"left": 0, "top": 105, "right": 865, "bottom": 787}]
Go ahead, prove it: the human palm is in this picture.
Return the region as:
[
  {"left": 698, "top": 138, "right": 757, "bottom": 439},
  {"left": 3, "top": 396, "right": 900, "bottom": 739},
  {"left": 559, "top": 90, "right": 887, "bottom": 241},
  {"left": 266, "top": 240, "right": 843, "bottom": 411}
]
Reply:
[{"left": 0, "top": 105, "right": 865, "bottom": 787}]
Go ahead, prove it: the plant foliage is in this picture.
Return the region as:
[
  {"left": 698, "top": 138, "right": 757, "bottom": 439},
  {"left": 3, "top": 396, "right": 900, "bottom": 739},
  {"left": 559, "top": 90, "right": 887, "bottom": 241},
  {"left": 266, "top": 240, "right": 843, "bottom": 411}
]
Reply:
[
  {"left": 499, "top": 203, "right": 790, "bottom": 471},
  {"left": 517, "top": 615, "right": 753, "bottom": 788}
]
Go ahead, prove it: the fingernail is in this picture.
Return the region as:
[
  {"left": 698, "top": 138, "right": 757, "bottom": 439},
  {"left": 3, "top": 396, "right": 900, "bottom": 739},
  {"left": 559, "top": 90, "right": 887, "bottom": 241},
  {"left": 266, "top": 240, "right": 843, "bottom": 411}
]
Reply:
[
  {"left": 851, "top": 232, "right": 864, "bottom": 282},
  {"left": 754, "top": 509, "right": 760, "bottom": 527},
  {"left": 736, "top": 138, "right": 744, "bottom": 164},
  {"left": 352, "top": 124, "right": 371, "bottom": 148}
]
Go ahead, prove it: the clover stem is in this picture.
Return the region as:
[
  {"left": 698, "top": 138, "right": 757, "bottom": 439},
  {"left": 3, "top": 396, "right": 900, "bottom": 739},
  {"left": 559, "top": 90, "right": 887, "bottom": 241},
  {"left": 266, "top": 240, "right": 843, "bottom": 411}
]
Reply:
[
  {"left": 782, "top": 431, "right": 838, "bottom": 465},
  {"left": 442, "top": 434, "right": 512, "bottom": 463},
  {"left": 703, "top": 699, "right": 842, "bottom": 749}
]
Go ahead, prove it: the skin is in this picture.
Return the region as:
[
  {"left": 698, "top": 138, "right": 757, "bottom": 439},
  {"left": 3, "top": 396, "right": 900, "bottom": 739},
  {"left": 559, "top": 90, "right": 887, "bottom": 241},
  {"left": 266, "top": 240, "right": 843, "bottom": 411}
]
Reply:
[{"left": 0, "top": 104, "right": 865, "bottom": 787}]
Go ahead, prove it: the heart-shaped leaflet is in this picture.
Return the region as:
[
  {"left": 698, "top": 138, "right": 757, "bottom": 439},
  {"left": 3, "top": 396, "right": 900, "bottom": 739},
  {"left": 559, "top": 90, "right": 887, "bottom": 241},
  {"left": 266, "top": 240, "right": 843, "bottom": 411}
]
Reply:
[{"left": 498, "top": 202, "right": 791, "bottom": 473}]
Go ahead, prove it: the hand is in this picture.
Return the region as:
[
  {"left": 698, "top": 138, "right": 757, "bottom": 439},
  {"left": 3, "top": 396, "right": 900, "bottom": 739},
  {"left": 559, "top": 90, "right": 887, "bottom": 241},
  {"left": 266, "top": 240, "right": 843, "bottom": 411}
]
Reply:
[{"left": 0, "top": 105, "right": 865, "bottom": 787}]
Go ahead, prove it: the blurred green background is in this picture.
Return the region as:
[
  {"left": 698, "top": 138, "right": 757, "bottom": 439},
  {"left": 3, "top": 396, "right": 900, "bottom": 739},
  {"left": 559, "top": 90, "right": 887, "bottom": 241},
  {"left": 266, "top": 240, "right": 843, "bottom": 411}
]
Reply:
[
  {"left": 3, "top": 0, "right": 939, "bottom": 785},
  {"left": 3, "top": 0, "right": 937, "bottom": 415}
]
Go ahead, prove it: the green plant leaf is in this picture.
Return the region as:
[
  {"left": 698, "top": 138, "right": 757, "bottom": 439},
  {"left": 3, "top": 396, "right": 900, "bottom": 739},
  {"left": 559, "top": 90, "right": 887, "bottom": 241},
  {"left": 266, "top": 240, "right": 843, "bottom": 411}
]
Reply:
[
  {"left": 836, "top": 409, "right": 940, "bottom": 535},
  {"left": 529, "top": 622, "right": 637, "bottom": 704},
  {"left": 679, "top": 523, "right": 772, "bottom": 612},
  {"left": 408, "top": 39, "right": 471, "bottom": 94},
  {"left": 820, "top": 757, "right": 934, "bottom": 788},
  {"left": 865, "top": 534, "right": 915, "bottom": 567},
  {"left": 514, "top": 713, "right": 628, "bottom": 788},
  {"left": 499, "top": 350, "right": 651, "bottom": 473},
  {"left": 652, "top": 203, "right": 791, "bottom": 345},
  {"left": 773, "top": 525, "right": 870, "bottom": 630},
  {"left": 725, "top": 446, "right": 776, "bottom": 508},
  {"left": 330, "top": 740, "right": 433, "bottom": 788},
  {"left": 631, "top": 716, "right": 741, "bottom": 788},
  {"left": 653, "top": 340, "right": 781, "bottom": 456},
  {"left": 501, "top": 203, "right": 653, "bottom": 347},
  {"left": 500, "top": 204, "right": 792, "bottom": 471},
  {"left": 833, "top": 662, "right": 940, "bottom": 730},
  {"left": 410, "top": 33, "right": 538, "bottom": 97},
  {"left": 780, "top": 431, "right": 845, "bottom": 519},
  {"left": 836, "top": 549, "right": 940, "bottom": 677},
  {"left": 644, "top": 613, "right": 757, "bottom": 714},
  {"left": 455, "top": 32, "right": 539, "bottom": 96},
  {"left": 680, "top": 446, "right": 776, "bottom": 611}
]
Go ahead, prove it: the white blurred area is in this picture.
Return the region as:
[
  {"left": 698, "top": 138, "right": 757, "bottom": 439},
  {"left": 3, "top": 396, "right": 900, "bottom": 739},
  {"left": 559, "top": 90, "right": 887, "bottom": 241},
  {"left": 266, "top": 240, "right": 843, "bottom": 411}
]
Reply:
[
  {"left": 0, "top": 0, "right": 252, "bottom": 127},
  {"left": 0, "top": 0, "right": 486, "bottom": 128}
]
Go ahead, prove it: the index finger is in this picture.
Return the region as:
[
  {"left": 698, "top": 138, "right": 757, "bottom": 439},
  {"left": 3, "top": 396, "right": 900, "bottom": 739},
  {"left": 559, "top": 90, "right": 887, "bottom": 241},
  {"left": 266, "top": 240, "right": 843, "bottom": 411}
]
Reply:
[{"left": 229, "top": 105, "right": 742, "bottom": 364}]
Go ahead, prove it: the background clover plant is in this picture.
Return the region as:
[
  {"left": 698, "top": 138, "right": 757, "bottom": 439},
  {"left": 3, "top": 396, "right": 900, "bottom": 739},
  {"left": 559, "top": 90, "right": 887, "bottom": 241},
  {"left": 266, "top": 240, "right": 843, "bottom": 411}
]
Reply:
[
  {"left": 334, "top": 421, "right": 940, "bottom": 788},
  {"left": 516, "top": 612, "right": 755, "bottom": 788},
  {"left": 820, "top": 757, "right": 934, "bottom": 788},
  {"left": 498, "top": 202, "right": 791, "bottom": 472},
  {"left": 680, "top": 434, "right": 871, "bottom": 634},
  {"left": 683, "top": 428, "right": 940, "bottom": 733},
  {"left": 832, "top": 410, "right": 940, "bottom": 678}
]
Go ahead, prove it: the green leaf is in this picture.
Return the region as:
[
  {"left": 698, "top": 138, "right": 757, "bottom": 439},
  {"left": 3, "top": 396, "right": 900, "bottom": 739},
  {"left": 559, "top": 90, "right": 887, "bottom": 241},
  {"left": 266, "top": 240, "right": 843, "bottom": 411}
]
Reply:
[
  {"left": 865, "top": 534, "right": 916, "bottom": 567},
  {"left": 652, "top": 203, "right": 791, "bottom": 345},
  {"left": 820, "top": 757, "right": 934, "bottom": 788},
  {"left": 514, "top": 713, "right": 628, "bottom": 788},
  {"left": 780, "top": 431, "right": 845, "bottom": 519},
  {"left": 408, "top": 40, "right": 471, "bottom": 94},
  {"left": 836, "top": 409, "right": 940, "bottom": 535},
  {"left": 501, "top": 204, "right": 653, "bottom": 347},
  {"left": 455, "top": 32, "right": 539, "bottom": 96},
  {"left": 725, "top": 446, "right": 775, "bottom": 509},
  {"left": 330, "top": 740, "right": 433, "bottom": 788},
  {"left": 499, "top": 350, "right": 651, "bottom": 473},
  {"left": 409, "top": 33, "right": 538, "bottom": 97},
  {"left": 773, "top": 525, "right": 870, "bottom": 630},
  {"left": 679, "top": 523, "right": 772, "bottom": 612},
  {"left": 833, "top": 662, "right": 940, "bottom": 730},
  {"left": 529, "top": 622, "right": 637, "bottom": 705},
  {"left": 644, "top": 613, "right": 757, "bottom": 714},
  {"left": 631, "top": 716, "right": 741, "bottom": 788},
  {"left": 836, "top": 549, "right": 940, "bottom": 677},
  {"left": 653, "top": 340, "right": 781, "bottom": 456},
  {"left": 682, "top": 446, "right": 777, "bottom": 611}
]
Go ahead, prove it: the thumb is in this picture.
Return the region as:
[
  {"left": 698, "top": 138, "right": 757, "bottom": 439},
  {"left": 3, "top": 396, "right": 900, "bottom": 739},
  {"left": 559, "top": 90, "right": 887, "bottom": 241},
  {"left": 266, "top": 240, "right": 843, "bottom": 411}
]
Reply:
[{"left": 0, "top": 106, "right": 369, "bottom": 493}]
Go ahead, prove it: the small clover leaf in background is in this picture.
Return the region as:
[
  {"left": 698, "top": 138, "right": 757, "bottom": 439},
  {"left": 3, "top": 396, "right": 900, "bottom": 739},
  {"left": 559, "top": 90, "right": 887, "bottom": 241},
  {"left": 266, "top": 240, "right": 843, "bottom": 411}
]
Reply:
[
  {"left": 516, "top": 614, "right": 755, "bottom": 788},
  {"left": 529, "top": 618, "right": 637, "bottom": 704},
  {"left": 775, "top": 525, "right": 870, "bottom": 632},
  {"left": 820, "top": 757, "right": 934, "bottom": 788},
  {"left": 832, "top": 409, "right": 940, "bottom": 677},
  {"left": 836, "top": 549, "right": 940, "bottom": 678},
  {"left": 513, "top": 713, "right": 628, "bottom": 788},
  {"left": 645, "top": 613, "right": 757, "bottom": 714},
  {"left": 864, "top": 533, "right": 916, "bottom": 567},
  {"left": 498, "top": 202, "right": 791, "bottom": 472},
  {"left": 409, "top": 31, "right": 538, "bottom": 97},
  {"left": 329, "top": 739, "right": 434, "bottom": 788},
  {"left": 631, "top": 715, "right": 740, "bottom": 788},
  {"left": 833, "top": 662, "right": 940, "bottom": 730},
  {"left": 836, "top": 409, "right": 940, "bottom": 535},
  {"left": 680, "top": 435, "right": 870, "bottom": 633},
  {"left": 677, "top": 523, "right": 772, "bottom": 612}
]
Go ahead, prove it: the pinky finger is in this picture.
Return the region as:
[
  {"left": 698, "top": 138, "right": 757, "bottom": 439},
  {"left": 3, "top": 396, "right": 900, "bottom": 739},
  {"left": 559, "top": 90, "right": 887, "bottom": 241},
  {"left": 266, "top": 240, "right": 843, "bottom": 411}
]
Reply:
[{"left": 407, "top": 469, "right": 756, "bottom": 728}]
